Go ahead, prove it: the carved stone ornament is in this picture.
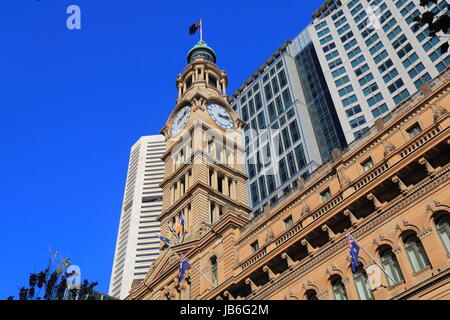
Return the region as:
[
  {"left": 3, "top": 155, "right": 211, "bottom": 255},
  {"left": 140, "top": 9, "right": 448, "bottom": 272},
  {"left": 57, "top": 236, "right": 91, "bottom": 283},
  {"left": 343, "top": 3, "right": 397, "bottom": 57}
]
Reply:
[
  {"left": 384, "top": 142, "right": 396, "bottom": 156},
  {"left": 191, "top": 95, "right": 206, "bottom": 112},
  {"left": 301, "top": 205, "right": 310, "bottom": 216},
  {"left": 433, "top": 105, "right": 448, "bottom": 121},
  {"left": 265, "top": 230, "right": 275, "bottom": 243}
]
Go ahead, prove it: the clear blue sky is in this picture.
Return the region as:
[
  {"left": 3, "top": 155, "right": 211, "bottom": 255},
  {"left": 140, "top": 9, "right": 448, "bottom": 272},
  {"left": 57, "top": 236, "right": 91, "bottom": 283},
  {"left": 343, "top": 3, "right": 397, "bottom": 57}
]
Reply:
[{"left": 0, "top": 0, "right": 324, "bottom": 298}]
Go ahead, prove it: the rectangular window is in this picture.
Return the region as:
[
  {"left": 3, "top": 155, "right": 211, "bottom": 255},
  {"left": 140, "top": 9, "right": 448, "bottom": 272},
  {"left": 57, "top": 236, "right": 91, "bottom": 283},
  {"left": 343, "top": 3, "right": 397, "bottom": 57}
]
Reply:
[
  {"left": 335, "top": 75, "right": 350, "bottom": 87},
  {"left": 271, "top": 77, "right": 280, "bottom": 94},
  {"left": 397, "top": 43, "right": 413, "bottom": 59},
  {"left": 289, "top": 120, "right": 301, "bottom": 143},
  {"left": 318, "top": 27, "right": 330, "bottom": 38},
  {"left": 367, "top": 93, "right": 383, "bottom": 107},
  {"left": 322, "top": 42, "right": 336, "bottom": 53},
  {"left": 339, "top": 84, "right": 354, "bottom": 97},
  {"left": 267, "top": 102, "right": 277, "bottom": 123},
  {"left": 374, "top": 50, "right": 388, "bottom": 64},
  {"left": 349, "top": 115, "right": 366, "bottom": 129},
  {"left": 282, "top": 127, "right": 291, "bottom": 150},
  {"left": 278, "top": 69, "right": 287, "bottom": 88},
  {"left": 392, "top": 34, "right": 407, "bottom": 49},
  {"left": 342, "top": 95, "right": 358, "bottom": 107},
  {"left": 406, "top": 122, "right": 422, "bottom": 138},
  {"left": 282, "top": 88, "right": 292, "bottom": 107},
  {"left": 345, "top": 105, "right": 362, "bottom": 118},
  {"left": 241, "top": 105, "right": 249, "bottom": 121},
  {"left": 378, "top": 59, "right": 393, "bottom": 73},
  {"left": 329, "top": 58, "right": 343, "bottom": 69},
  {"left": 335, "top": 16, "right": 348, "bottom": 28},
  {"left": 355, "top": 64, "right": 369, "bottom": 77},
  {"left": 250, "top": 182, "right": 259, "bottom": 206},
  {"left": 332, "top": 67, "right": 346, "bottom": 78},
  {"left": 320, "top": 188, "right": 332, "bottom": 202},
  {"left": 393, "top": 89, "right": 410, "bottom": 105},
  {"left": 365, "top": 33, "right": 379, "bottom": 47},
  {"left": 264, "top": 83, "right": 273, "bottom": 101},
  {"left": 257, "top": 111, "right": 266, "bottom": 129},
  {"left": 369, "top": 41, "right": 384, "bottom": 55},
  {"left": 294, "top": 144, "right": 306, "bottom": 171},
  {"left": 371, "top": 103, "right": 389, "bottom": 118},
  {"left": 383, "top": 18, "right": 397, "bottom": 32},
  {"left": 388, "top": 78, "right": 404, "bottom": 94},
  {"left": 250, "top": 240, "right": 259, "bottom": 253},
  {"left": 361, "top": 27, "right": 374, "bottom": 39},
  {"left": 344, "top": 39, "right": 357, "bottom": 51},
  {"left": 279, "top": 158, "right": 289, "bottom": 183},
  {"left": 414, "top": 73, "right": 432, "bottom": 89},
  {"left": 408, "top": 62, "right": 425, "bottom": 79},
  {"left": 347, "top": 47, "right": 362, "bottom": 59},
  {"left": 314, "top": 20, "right": 327, "bottom": 30},
  {"left": 326, "top": 50, "right": 340, "bottom": 61},
  {"left": 320, "top": 35, "right": 333, "bottom": 45},
  {"left": 341, "top": 31, "right": 354, "bottom": 43},
  {"left": 351, "top": 55, "right": 365, "bottom": 68},
  {"left": 363, "top": 82, "right": 379, "bottom": 96},
  {"left": 383, "top": 68, "right": 399, "bottom": 83},
  {"left": 259, "top": 176, "right": 267, "bottom": 200},
  {"left": 284, "top": 216, "right": 294, "bottom": 229},
  {"left": 402, "top": 53, "right": 419, "bottom": 68},
  {"left": 287, "top": 151, "right": 297, "bottom": 175},
  {"left": 337, "top": 24, "right": 350, "bottom": 35},
  {"left": 361, "top": 157, "right": 374, "bottom": 172}
]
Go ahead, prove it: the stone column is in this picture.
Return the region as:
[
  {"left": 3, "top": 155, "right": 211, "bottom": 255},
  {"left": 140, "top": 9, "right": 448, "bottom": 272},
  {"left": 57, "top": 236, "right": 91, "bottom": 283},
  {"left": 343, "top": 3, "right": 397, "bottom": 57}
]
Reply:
[
  {"left": 223, "top": 176, "right": 229, "bottom": 197},
  {"left": 212, "top": 169, "right": 218, "bottom": 190}
]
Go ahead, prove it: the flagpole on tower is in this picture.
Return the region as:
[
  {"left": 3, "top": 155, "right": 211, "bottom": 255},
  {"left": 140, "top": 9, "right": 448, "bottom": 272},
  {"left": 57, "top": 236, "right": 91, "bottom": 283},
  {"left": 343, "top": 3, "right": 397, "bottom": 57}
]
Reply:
[{"left": 200, "top": 17, "right": 203, "bottom": 41}]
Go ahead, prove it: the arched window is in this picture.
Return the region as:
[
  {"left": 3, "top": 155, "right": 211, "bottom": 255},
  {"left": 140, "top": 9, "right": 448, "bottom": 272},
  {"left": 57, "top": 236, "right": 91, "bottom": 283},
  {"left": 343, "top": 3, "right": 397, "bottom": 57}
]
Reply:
[
  {"left": 353, "top": 265, "right": 373, "bottom": 300},
  {"left": 403, "top": 232, "right": 431, "bottom": 273},
  {"left": 435, "top": 215, "right": 450, "bottom": 254},
  {"left": 331, "top": 275, "right": 348, "bottom": 300},
  {"left": 305, "top": 289, "right": 318, "bottom": 300},
  {"left": 210, "top": 256, "right": 218, "bottom": 287},
  {"left": 379, "top": 245, "right": 404, "bottom": 286}
]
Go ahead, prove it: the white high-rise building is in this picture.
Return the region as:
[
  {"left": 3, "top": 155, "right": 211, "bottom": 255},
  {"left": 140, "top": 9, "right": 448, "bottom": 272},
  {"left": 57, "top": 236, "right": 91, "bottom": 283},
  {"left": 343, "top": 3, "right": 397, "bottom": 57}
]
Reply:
[
  {"left": 109, "top": 135, "right": 166, "bottom": 299},
  {"left": 309, "top": 0, "right": 449, "bottom": 143}
]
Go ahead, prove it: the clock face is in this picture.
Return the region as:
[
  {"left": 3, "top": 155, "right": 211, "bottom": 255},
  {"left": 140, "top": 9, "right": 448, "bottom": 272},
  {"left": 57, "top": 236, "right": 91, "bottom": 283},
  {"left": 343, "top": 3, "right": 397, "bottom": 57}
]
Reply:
[
  {"left": 171, "top": 106, "right": 191, "bottom": 136},
  {"left": 206, "top": 103, "right": 234, "bottom": 129}
]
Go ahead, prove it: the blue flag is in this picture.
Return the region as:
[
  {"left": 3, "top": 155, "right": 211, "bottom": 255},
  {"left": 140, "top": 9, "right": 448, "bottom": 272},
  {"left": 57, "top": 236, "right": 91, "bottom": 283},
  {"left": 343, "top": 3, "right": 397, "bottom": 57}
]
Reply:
[
  {"left": 178, "top": 256, "right": 190, "bottom": 283},
  {"left": 158, "top": 236, "right": 170, "bottom": 247},
  {"left": 347, "top": 235, "right": 360, "bottom": 273}
]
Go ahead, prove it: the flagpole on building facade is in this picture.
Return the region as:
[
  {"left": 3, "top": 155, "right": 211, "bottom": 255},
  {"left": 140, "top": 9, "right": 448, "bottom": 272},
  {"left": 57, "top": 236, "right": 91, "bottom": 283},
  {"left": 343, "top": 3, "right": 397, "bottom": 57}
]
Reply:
[
  {"left": 345, "top": 230, "right": 396, "bottom": 285},
  {"left": 166, "top": 226, "right": 216, "bottom": 288}
]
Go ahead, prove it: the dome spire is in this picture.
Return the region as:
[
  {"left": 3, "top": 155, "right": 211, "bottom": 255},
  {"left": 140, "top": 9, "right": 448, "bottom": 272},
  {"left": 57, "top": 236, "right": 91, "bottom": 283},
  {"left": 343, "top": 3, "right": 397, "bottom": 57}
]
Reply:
[{"left": 186, "top": 18, "right": 216, "bottom": 64}]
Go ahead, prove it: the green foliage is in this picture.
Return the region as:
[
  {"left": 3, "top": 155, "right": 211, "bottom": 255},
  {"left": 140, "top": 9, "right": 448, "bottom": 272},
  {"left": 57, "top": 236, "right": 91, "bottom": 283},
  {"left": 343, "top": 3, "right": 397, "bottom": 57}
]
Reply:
[
  {"left": 7, "top": 249, "right": 98, "bottom": 300},
  {"left": 414, "top": 1, "right": 450, "bottom": 54}
]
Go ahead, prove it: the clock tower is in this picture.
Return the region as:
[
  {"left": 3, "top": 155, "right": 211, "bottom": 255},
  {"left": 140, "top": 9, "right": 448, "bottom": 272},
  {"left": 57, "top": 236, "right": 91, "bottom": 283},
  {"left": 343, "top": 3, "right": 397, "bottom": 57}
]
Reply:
[{"left": 127, "top": 40, "right": 251, "bottom": 300}]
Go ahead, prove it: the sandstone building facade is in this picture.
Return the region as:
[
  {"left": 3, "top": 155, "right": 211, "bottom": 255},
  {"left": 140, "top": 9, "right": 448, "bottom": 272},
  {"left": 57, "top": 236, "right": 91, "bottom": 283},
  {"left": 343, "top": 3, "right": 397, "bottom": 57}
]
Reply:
[{"left": 126, "top": 42, "right": 450, "bottom": 300}]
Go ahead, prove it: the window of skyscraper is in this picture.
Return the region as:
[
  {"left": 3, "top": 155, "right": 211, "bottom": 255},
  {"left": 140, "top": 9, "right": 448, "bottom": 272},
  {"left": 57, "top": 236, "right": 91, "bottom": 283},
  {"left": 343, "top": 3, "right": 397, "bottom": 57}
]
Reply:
[
  {"left": 388, "top": 78, "right": 405, "bottom": 94},
  {"left": 393, "top": 89, "right": 410, "bottom": 105},
  {"left": 371, "top": 103, "right": 389, "bottom": 118}
]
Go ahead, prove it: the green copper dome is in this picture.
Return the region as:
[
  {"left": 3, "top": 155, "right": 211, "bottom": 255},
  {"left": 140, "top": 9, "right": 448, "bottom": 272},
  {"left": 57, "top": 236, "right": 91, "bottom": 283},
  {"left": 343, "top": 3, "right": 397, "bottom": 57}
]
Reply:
[{"left": 187, "top": 40, "right": 216, "bottom": 64}]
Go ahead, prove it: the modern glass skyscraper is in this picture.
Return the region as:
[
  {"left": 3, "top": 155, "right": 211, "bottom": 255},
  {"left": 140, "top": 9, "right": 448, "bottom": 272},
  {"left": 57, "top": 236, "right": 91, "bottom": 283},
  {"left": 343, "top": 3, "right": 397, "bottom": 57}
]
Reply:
[
  {"left": 309, "top": 0, "right": 449, "bottom": 143},
  {"left": 229, "top": 39, "right": 347, "bottom": 216},
  {"left": 109, "top": 135, "right": 165, "bottom": 299}
]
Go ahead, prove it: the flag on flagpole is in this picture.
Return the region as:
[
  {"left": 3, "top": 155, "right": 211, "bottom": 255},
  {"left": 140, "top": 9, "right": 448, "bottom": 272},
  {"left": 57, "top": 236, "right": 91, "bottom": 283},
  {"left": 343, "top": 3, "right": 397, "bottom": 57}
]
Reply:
[
  {"left": 189, "top": 21, "right": 201, "bottom": 35},
  {"left": 346, "top": 234, "right": 360, "bottom": 273},
  {"left": 175, "top": 210, "right": 185, "bottom": 239},
  {"left": 178, "top": 256, "right": 190, "bottom": 283},
  {"left": 158, "top": 235, "right": 170, "bottom": 247}
]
